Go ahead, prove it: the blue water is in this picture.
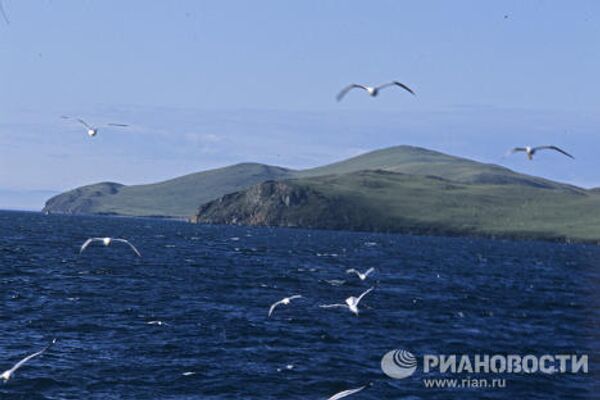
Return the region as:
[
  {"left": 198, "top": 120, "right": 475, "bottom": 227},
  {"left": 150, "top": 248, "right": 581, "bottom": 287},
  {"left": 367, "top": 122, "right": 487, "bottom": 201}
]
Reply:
[{"left": 0, "top": 210, "right": 598, "bottom": 399}]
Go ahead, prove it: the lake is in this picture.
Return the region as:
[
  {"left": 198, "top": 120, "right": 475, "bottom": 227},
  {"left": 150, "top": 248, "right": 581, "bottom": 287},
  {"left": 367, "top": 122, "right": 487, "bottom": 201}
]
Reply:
[{"left": 0, "top": 210, "right": 598, "bottom": 399}]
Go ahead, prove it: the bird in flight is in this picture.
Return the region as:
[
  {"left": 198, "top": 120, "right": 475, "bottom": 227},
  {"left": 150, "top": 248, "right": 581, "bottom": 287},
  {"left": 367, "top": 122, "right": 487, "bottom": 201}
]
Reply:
[
  {"left": 326, "top": 385, "right": 368, "bottom": 400},
  {"left": 346, "top": 267, "right": 375, "bottom": 281},
  {"left": 320, "top": 287, "right": 374, "bottom": 316},
  {"left": 268, "top": 295, "right": 302, "bottom": 318},
  {"left": 62, "top": 116, "right": 128, "bottom": 137},
  {"left": 1, "top": 338, "right": 57, "bottom": 382},
  {"left": 336, "top": 81, "right": 415, "bottom": 101},
  {"left": 80, "top": 237, "right": 142, "bottom": 257},
  {"left": 509, "top": 145, "right": 574, "bottom": 160}
]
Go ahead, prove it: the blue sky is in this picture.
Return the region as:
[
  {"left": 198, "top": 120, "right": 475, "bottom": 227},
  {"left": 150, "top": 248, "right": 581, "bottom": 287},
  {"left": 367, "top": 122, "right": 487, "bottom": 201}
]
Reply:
[{"left": 1, "top": 1, "right": 600, "bottom": 209}]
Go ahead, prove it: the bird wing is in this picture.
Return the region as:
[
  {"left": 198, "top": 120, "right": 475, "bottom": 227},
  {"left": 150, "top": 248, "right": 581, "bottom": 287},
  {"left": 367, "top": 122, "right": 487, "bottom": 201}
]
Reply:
[
  {"left": 113, "top": 239, "right": 142, "bottom": 257},
  {"left": 376, "top": 81, "right": 416, "bottom": 96},
  {"left": 80, "top": 238, "right": 101, "bottom": 253},
  {"left": 327, "top": 385, "right": 367, "bottom": 400},
  {"left": 8, "top": 339, "right": 56, "bottom": 375},
  {"left": 534, "top": 145, "right": 574, "bottom": 159},
  {"left": 336, "top": 84, "right": 368, "bottom": 101},
  {"left": 106, "top": 123, "right": 129, "bottom": 127},
  {"left": 356, "top": 287, "right": 374, "bottom": 304},
  {"left": 288, "top": 295, "right": 302, "bottom": 301},
  {"left": 364, "top": 267, "right": 375, "bottom": 277},
  {"left": 76, "top": 118, "right": 92, "bottom": 129},
  {"left": 510, "top": 147, "right": 527, "bottom": 154},
  {"left": 268, "top": 300, "right": 284, "bottom": 317}
]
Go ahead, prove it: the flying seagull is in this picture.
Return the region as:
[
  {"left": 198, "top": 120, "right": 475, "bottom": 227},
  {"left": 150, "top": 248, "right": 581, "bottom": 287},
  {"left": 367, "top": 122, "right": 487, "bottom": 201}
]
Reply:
[
  {"left": 80, "top": 237, "right": 142, "bottom": 257},
  {"left": 268, "top": 295, "right": 302, "bottom": 318},
  {"left": 336, "top": 81, "right": 415, "bottom": 101},
  {"left": 62, "top": 116, "right": 128, "bottom": 137},
  {"left": 1, "top": 338, "right": 57, "bottom": 382},
  {"left": 327, "top": 385, "right": 368, "bottom": 400},
  {"left": 510, "top": 145, "right": 574, "bottom": 160},
  {"left": 320, "top": 287, "right": 374, "bottom": 316},
  {"left": 346, "top": 267, "right": 375, "bottom": 281}
]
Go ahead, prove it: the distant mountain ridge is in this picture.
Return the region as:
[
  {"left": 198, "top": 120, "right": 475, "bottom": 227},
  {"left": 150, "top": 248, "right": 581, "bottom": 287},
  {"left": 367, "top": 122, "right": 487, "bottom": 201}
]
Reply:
[{"left": 43, "top": 145, "right": 600, "bottom": 242}]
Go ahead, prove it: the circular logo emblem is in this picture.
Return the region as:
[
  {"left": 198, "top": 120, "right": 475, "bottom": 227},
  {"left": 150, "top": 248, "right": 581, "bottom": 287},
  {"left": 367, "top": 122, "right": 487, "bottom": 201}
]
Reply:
[{"left": 381, "top": 349, "right": 418, "bottom": 379}]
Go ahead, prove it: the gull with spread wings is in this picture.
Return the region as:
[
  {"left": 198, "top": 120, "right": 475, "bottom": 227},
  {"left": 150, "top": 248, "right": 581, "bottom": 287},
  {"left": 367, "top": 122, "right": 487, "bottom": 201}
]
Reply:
[
  {"left": 80, "top": 237, "right": 142, "bottom": 257},
  {"left": 268, "top": 295, "right": 302, "bottom": 318},
  {"left": 320, "top": 287, "right": 374, "bottom": 316},
  {"left": 62, "top": 116, "right": 128, "bottom": 137},
  {"left": 509, "top": 145, "right": 574, "bottom": 160},
  {"left": 1, "top": 338, "right": 57, "bottom": 382},
  {"left": 326, "top": 385, "right": 369, "bottom": 400},
  {"left": 336, "top": 81, "right": 415, "bottom": 101},
  {"left": 346, "top": 267, "right": 375, "bottom": 281}
]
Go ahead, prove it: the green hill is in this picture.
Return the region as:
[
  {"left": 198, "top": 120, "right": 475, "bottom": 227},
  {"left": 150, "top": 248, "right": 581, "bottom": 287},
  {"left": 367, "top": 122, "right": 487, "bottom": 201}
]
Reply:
[
  {"left": 43, "top": 163, "right": 294, "bottom": 217},
  {"left": 301, "top": 146, "right": 573, "bottom": 189},
  {"left": 44, "top": 145, "right": 596, "bottom": 242},
  {"left": 194, "top": 169, "right": 600, "bottom": 243}
]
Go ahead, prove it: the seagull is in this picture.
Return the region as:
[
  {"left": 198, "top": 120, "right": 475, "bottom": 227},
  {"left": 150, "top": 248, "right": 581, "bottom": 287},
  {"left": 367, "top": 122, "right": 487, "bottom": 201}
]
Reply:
[
  {"left": 320, "top": 287, "right": 374, "bottom": 316},
  {"left": 509, "top": 146, "right": 574, "bottom": 160},
  {"left": 327, "top": 385, "right": 368, "bottom": 400},
  {"left": 1, "top": 338, "right": 57, "bottom": 382},
  {"left": 336, "top": 81, "right": 415, "bottom": 101},
  {"left": 79, "top": 237, "right": 142, "bottom": 257},
  {"left": 62, "top": 116, "right": 128, "bottom": 137},
  {"left": 268, "top": 295, "right": 302, "bottom": 318},
  {"left": 346, "top": 267, "right": 375, "bottom": 281}
]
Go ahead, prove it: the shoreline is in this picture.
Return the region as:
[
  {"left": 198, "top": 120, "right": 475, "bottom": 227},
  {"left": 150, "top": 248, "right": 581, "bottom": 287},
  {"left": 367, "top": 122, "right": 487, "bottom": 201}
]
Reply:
[{"left": 2, "top": 209, "right": 597, "bottom": 247}]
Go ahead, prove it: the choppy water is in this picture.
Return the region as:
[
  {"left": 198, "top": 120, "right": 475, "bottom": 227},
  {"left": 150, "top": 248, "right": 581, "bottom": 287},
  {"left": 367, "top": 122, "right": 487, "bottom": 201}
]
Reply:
[{"left": 0, "top": 210, "right": 599, "bottom": 399}]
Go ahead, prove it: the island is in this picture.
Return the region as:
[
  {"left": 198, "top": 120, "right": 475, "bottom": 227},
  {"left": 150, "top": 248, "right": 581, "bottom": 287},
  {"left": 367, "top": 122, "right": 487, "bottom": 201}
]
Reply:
[{"left": 44, "top": 146, "right": 600, "bottom": 243}]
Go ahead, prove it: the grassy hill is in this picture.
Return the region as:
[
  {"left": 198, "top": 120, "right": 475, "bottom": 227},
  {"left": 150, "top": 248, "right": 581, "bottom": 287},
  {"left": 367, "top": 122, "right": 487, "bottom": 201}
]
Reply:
[
  {"left": 301, "top": 146, "right": 573, "bottom": 189},
  {"left": 45, "top": 145, "right": 597, "bottom": 242},
  {"left": 194, "top": 169, "right": 600, "bottom": 243},
  {"left": 43, "top": 163, "right": 294, "bottom": 217}
]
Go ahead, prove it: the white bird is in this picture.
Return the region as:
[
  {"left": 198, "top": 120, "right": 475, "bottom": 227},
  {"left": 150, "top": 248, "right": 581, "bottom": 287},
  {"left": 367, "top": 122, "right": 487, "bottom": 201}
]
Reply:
[
  {"left": 62, "top": 116, "right": 128, "bottom": 137},
  {"left": 1, "top": 338, "right": 57, "bottom": 382},
  {"left": 327, "top": 385, "right": 367, "bottom": 400},
  {"left": 337, "top": 81, "right": 415, "bottom": 101},
  {"left": 346, "top": 267, "right": 375, "bottom": 281},
  {"left": 320, "top": 287, "right": 374, "bottom": 316},
  {"left": 509, "top": 145, "right": 574, "bottom": 160},
  {"left": 268, "top": 295, "right": 302, "bottom": 318},
  {"left": 79, "top": 237, "right": 141, "bottom": 257}
]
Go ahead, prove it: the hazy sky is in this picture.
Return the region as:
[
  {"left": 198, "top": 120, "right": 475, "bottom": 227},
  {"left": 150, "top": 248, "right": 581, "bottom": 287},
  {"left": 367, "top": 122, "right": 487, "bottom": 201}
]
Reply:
[{"left": 2, "top": 1, "right": 600, "bottom": 209}]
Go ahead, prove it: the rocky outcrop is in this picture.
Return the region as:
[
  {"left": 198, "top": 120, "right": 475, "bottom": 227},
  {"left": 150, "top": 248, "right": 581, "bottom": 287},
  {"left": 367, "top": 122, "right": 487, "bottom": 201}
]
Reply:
[{"left": 193, "top": 180, "right": 366, "bottom": 230}]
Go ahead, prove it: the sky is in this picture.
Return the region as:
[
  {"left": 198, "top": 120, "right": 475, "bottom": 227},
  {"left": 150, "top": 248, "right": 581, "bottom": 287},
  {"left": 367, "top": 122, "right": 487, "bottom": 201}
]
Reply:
[{"left": 1, "top": 0, "right": 600, "bottom": 209}]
